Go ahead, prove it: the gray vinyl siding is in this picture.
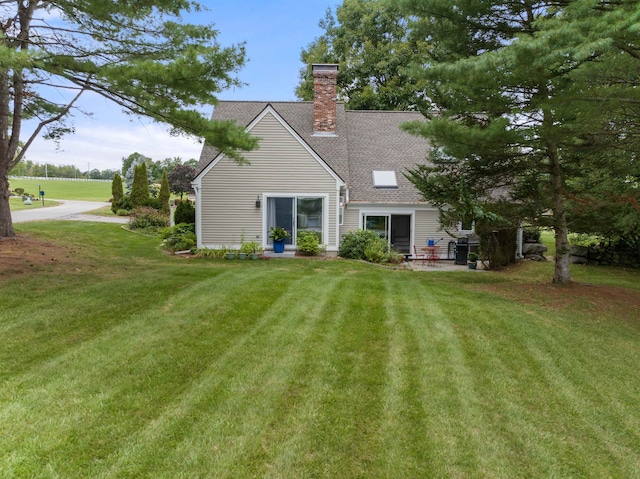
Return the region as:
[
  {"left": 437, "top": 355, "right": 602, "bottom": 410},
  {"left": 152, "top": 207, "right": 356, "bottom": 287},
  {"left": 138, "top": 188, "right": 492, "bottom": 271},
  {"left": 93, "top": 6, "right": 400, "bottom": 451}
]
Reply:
[
  {"left": 340, "top": 208, "right": 361, "bottom": 238},
  {"left": 414, "top": 209, "right": 456, "bottom": 251},
  {"left": 200, "top": 111, "right": 340, "bottom": 248}
]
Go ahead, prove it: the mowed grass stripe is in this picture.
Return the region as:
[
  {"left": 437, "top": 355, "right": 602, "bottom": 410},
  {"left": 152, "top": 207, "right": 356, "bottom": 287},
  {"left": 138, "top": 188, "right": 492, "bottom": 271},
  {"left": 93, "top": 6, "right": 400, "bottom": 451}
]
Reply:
[
  {"left": 2, "top": 222, "right": 640, "bottom": 477},
  {"left": 99, "top": 269, "right": 346, "bottom": 478},
  {"left": 0, "top": 267, "right": 277, "bottom": 477}
]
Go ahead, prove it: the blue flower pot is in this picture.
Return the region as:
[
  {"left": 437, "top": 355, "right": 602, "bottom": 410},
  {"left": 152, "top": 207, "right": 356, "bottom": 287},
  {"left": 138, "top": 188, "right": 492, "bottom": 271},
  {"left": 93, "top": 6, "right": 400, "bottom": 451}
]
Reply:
[{"left": 273, "top": 239, "right": 285, "bottom": 253}]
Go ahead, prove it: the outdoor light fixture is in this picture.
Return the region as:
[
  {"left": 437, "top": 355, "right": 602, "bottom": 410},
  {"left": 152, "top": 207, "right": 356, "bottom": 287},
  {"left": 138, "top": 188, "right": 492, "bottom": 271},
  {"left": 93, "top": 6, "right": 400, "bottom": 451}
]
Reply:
[{"left": 255, "top": 195, "right": 261, "bottom": 208}]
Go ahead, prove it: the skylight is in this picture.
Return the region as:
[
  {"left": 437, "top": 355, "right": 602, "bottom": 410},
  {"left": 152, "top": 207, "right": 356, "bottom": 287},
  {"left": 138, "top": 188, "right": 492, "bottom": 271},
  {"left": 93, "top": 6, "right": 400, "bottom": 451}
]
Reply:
[{"left": 372, "top": 170, "right": 398, "bottom": 188}]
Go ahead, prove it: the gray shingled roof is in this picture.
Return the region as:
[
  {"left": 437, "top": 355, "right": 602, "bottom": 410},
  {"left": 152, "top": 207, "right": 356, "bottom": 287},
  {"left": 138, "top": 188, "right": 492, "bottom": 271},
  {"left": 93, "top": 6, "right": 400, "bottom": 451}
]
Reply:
[{"left": 196, "top": 101, "right": 431, "bottom": 204}]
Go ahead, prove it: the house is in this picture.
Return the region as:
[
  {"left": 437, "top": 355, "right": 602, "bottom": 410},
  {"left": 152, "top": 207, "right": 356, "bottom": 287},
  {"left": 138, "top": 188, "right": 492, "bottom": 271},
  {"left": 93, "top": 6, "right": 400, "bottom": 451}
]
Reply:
[{"left": 192, "top": 64, "right": 456, "bottom": 257}]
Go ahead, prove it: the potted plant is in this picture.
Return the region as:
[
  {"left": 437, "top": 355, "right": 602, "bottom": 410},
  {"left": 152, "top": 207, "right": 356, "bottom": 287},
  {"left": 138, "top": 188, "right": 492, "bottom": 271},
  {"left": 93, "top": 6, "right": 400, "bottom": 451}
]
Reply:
[
  {"left": 224, "top": 246, "right": 236, "bottom": 260},
  {"left": 467, "top": 252, "right": 479, "bottom": 269},
  {"left": 269, "top": 226, "right": 291, "bottom": 254},
  {"left": 240, "top": 241, "right": 263, "bottom": 260}
]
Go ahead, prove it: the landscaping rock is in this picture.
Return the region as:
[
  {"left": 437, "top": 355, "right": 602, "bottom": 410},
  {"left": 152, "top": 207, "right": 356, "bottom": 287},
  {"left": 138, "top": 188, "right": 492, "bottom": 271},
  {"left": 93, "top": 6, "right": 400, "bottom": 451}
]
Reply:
[{"left": 523, "top": 243, "right": 548, "bottom": 255}]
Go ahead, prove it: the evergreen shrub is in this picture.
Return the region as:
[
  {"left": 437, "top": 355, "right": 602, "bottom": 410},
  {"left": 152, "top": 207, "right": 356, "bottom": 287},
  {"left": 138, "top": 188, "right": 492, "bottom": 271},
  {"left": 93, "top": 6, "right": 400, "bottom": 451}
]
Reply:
[{"left": 174, "top": 200, "right": 195, "bottom": 224}]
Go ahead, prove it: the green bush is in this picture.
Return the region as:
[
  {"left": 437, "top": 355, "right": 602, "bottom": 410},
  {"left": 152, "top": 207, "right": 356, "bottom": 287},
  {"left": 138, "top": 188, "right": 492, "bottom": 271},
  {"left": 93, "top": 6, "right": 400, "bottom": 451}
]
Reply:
[
  {"left": 128, "top": 206, "right": 169, "bottom": 232},
  {"left": 339, "top": 229, "right": 388, "bottom": 261},
  {"left": 174, "top": 200, "right": 195, "bottom": 225},
  {"left": 116, "top": 209, "right": 130, "bottom": 216},
  {"left": 112, "top": 195, "right": 133, "bottom": 213},
  {"left": 14, "top": 187, "right": 24, "bottom": 196},
  {"left": 146, "top": 197, "right": 162, "bottom": 210},
  {"left": 523, "top": 227, "right": 542, "bottom": 243},
  {"left": 297, "top": 230, "right": 323, "bottom": 256},
  {"left": 364, "top": 240, "right": 387, "bottom": 263},
  {"left": 383, "top": 250, "right": 405, "bottom": 265},
  {"left": 160, "top": 223, "right": 196, "bottom": 252}
]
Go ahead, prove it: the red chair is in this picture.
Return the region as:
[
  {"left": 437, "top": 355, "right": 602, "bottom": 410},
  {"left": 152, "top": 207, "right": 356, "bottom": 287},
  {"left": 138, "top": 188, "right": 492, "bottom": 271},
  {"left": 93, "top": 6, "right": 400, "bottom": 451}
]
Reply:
[{"left": 413, "top": 245, "right": 427, "bottom": 265}]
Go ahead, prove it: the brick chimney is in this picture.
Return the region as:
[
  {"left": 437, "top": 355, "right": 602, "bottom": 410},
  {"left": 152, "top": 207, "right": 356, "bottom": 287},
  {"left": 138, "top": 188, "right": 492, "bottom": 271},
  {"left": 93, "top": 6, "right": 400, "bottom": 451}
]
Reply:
[{"left": 312, "top": 64, "right": 338, "bottom": 135}]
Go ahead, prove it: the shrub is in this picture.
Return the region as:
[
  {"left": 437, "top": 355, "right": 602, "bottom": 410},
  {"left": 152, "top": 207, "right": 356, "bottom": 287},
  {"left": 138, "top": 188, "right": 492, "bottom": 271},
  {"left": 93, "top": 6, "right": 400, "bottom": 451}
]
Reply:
[
  {"left": 339, "top": 229, "right": 388, "bottom": 261},
  {"left": 112, "top": 195, "right": 133, "bottom": 213},
  {"left": 523, "top": 227, "right": 541, "bottom": 243},
  {"left": 128, "top": 206, "right": 169, "bottom": 232},
  {"left": 146, "top": 197, "right": 162, "bottom": 210},
  {"left": 160, "top": 223, "right": 196, "bottom": 252},
  {"left": 116, "top": 209, "right": 130, "bottom": 216},
  {"left": 297, "top": 230, "right": 323, "bottom": 256},
  {"left": 383, "top": 250, "right": 405, "bottom": 265},
  {"left": 364, "top": 240, "right": 388, "bottom": 263},
  {"left": 14, "top": 187, "right": 24, "bottom": 196},
  {"left": 174, "top": 200, "right": 195, "bottom": 225},
  {"left": 111, "top": 174, "right": 124, "bottom": 212}
]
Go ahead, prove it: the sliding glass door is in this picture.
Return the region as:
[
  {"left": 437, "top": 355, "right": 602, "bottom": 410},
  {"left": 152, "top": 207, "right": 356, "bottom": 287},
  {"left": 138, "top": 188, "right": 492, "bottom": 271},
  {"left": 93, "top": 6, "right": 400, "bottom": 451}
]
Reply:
[
  {"left": 363, "top": 214, "right": 411, "bottom": 254},
  {"left": 267, "top": 196, "right": 324, "bottom": 245}
]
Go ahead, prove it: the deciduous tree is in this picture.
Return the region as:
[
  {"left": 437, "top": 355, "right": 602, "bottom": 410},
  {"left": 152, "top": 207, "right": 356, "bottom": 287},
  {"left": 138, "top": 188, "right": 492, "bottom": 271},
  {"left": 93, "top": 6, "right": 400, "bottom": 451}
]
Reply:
[
  {"left": 0, "top": 0, "right": 258, "bottom": 238},
  {"left": 297, "top": 0, "right": 428, "bottom": 111},
  {"left": 167, "top": 163, "right": 195, "bottom": 199}
]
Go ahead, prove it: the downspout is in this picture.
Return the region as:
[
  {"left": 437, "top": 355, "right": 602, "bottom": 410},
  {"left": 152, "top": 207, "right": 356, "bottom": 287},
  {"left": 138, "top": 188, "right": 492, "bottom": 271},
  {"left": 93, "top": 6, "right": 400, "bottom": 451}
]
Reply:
[
  {"left": 517, "top": 224, "right": 524, "bottom": 259},
  {"left": 192, "top": 182, "right": 201, "bottom": 249}
]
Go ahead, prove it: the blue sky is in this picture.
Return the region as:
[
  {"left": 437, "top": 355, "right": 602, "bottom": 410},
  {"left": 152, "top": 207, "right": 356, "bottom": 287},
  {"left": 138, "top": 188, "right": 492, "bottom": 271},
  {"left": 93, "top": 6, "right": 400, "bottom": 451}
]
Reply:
[{"left": 25, "top": 1, "right": 338, "bottom": 172}]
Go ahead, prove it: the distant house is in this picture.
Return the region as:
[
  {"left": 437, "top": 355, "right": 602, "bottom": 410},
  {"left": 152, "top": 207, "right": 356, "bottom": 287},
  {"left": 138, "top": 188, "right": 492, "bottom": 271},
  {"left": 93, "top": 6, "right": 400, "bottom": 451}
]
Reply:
[{"left": 192, "top": 64, "right": 456, "bottom": 257}]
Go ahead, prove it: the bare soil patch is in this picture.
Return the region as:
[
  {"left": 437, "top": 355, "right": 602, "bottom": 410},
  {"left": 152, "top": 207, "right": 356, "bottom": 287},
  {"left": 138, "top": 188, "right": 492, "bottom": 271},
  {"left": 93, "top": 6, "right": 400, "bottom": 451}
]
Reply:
[
  {"left": 478, "top": 281, "right": 640, "bottom": 324},
  {"left": 0, "top": 235, "right": 79, "bottom": 277}
]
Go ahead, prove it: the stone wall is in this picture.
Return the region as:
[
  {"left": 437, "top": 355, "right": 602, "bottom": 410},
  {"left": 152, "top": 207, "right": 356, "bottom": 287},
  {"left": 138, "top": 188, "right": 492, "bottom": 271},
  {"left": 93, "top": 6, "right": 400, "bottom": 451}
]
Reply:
[{"left": 570, "top": 244, "right": 640, "bottom": 268}]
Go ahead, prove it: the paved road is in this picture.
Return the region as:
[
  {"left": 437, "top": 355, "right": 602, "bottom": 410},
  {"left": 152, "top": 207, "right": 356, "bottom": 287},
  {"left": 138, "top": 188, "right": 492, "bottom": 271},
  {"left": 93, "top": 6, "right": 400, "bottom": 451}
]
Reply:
[{"left": 11, "top": 200, "right": 129, "bottom": 224}]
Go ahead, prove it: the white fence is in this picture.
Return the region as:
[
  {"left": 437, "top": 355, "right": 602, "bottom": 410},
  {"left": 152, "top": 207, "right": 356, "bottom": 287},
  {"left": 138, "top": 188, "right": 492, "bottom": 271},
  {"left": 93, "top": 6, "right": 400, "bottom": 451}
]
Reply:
[{"left": 9, "top": 176, "right": 111, "bottom": 182}]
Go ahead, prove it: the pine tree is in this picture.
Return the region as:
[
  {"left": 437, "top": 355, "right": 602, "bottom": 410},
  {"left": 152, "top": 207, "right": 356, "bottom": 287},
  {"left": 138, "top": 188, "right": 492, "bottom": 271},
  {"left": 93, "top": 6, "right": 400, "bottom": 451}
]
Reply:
[
  {"left": 402, "top": 0, "right": 639, "bottom": 283},
  {"left": 159, "top": 171, "right": 170, "bottom": 216},
  {"left": 0, "top": 1, "right": 259, "bottom": 238},
  {"left": 111, "top": 173, "right": 124, "bottom": 213},
  {"left": 130, "top": 163, "right": 150, "bottom": 209}
]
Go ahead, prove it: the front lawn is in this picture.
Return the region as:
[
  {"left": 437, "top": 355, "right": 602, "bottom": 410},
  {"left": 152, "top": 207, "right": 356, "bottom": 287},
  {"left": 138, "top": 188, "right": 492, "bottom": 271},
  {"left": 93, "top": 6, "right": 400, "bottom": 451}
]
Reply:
[
  {"left": 1, "top": 222, "right": 639, "bottom": 478},
  {"left": 8, "top": 196, "right": 60, "bottom": 211}
]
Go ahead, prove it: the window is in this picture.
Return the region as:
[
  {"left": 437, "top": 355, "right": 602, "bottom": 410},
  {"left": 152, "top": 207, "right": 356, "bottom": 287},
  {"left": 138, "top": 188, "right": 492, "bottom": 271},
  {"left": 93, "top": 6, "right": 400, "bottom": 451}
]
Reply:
[
  {"left": 267, "top": 196, "right": 325, "bottom": 245},
  {"left": 372, "top": 170, "right": 398, "bottom": 188}
]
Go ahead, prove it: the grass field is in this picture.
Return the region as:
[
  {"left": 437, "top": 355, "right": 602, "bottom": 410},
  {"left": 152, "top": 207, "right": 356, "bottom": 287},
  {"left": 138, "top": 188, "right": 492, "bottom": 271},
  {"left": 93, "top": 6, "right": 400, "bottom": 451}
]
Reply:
[
  {"left": 9, "top": 178, "right": 111, "bottom": 201},
  {"left": 8, "top": 197, "right": 60, "bottom": 211},
  {"left": 1, "top": 222, "right": 639, "bottom": 478}
]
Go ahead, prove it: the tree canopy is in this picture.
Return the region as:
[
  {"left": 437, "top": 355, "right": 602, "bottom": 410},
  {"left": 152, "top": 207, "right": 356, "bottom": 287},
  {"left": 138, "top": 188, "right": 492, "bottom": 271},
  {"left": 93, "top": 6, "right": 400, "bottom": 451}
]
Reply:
[
  {"left": 296, "top": 0, "right": 429, "bottom": 111},
  {"left": 0, "top": 0, "right": 259, "bottom": 237},
  {"left": 401, "top": 0, "right": 640, "bottom": 283}
]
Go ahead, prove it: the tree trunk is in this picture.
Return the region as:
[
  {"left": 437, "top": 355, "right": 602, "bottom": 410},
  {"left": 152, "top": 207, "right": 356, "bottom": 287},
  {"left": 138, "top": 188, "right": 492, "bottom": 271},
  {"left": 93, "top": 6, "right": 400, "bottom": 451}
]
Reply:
[
  {"left": 0, "top": 170, "right": 15, "bottom": 238},
  {"left": 549, "top": 143, "right": 571, "bottom": 284}
]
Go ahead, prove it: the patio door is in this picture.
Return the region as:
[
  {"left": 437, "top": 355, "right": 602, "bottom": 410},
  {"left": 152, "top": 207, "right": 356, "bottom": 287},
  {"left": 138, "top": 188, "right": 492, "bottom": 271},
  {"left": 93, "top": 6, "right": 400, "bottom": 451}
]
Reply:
[
  {"left": 267, "top": 196, "right": 325, "bottom": 246},
  {"left": 363, "top": 214, "right": 411, "bottom": 254},
  {"left": 267, "top": 197, "right": 294, "bottom": 245}
]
